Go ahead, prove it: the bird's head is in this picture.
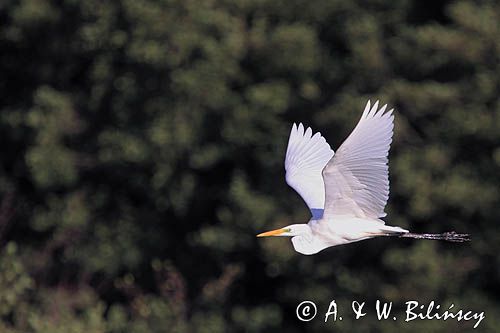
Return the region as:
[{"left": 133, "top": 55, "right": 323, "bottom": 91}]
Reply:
[{"left": 257, "top": 224, "right": 310, "bottom": 238}]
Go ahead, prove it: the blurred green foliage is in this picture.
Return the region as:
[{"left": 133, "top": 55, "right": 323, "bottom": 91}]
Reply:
[{"left": 0, "top": 0, "right": 499, "bottom": 332}]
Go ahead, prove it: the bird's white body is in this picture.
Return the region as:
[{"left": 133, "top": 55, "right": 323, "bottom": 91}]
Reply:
[
  {"left": 291, "top": 216, "right": 407, "bottom": 255},
  {"left": 257, "top": 100, "right": 410, "bottom": 255}
]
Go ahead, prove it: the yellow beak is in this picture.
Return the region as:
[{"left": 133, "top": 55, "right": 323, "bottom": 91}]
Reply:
[{"left": 257, "top": 228, "right": 286, "bottom": 237}]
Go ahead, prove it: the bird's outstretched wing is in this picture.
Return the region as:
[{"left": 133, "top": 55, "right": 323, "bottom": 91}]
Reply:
[
  {"left": 285, "top": 123, "right": 334, "bottom": 219},
  {"left": 322, "top": 100, "right": 394, "bottom": 220}
]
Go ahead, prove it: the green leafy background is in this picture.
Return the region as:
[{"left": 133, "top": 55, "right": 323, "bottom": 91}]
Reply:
[{"left": 0, "top": 0, "right": 499, "bottom": 332}]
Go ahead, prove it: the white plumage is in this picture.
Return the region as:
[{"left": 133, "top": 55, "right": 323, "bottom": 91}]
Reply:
[
  {"left": 284, "top": 123, "right": 334, "bottom": 218},
  {"left": 257, "top": 100, "right": 469, "bottom": 254},
  {"left": 323, "top": 100, "right": 393, "bottom": 220},
  {"left": 258, "top": 100, "right": 409, "bottom": 254}
]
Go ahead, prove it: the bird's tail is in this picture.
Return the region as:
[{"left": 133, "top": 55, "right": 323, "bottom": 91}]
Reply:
[{"left": 396, "top": 231, "right": 470, "bottom": 242}]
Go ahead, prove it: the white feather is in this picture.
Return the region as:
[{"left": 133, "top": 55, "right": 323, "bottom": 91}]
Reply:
[
  {"left": 322, "top": 100, "right": 394, "bottom": 219},
  {"left": 258, "top": 100, "right": 407, "bottom": 255},
  {"left": 285, "top": 123, "right": 334, "bottom": 215}
]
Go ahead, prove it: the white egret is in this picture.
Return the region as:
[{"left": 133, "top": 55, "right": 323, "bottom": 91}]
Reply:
[{"left": 257, "top": 100, "right": 469, "bottom": 255}]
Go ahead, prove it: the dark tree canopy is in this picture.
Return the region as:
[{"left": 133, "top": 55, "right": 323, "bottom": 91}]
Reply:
[{"left": 0, "top": 0, "right": 498, "bottom": 331}]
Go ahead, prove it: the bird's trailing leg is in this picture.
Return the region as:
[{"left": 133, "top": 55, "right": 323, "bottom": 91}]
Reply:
[{"left": 397, "top": 231, "right": 470, "bottom": 242}]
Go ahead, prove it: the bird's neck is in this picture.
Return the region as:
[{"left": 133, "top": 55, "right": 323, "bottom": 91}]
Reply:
[{"left": 295, "top": 224, "right": 313, "bottom": 237}]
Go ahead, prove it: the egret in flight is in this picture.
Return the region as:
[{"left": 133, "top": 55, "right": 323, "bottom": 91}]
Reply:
[{"left": 257, "top": 100, "right": 469, "bottom": 255}]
